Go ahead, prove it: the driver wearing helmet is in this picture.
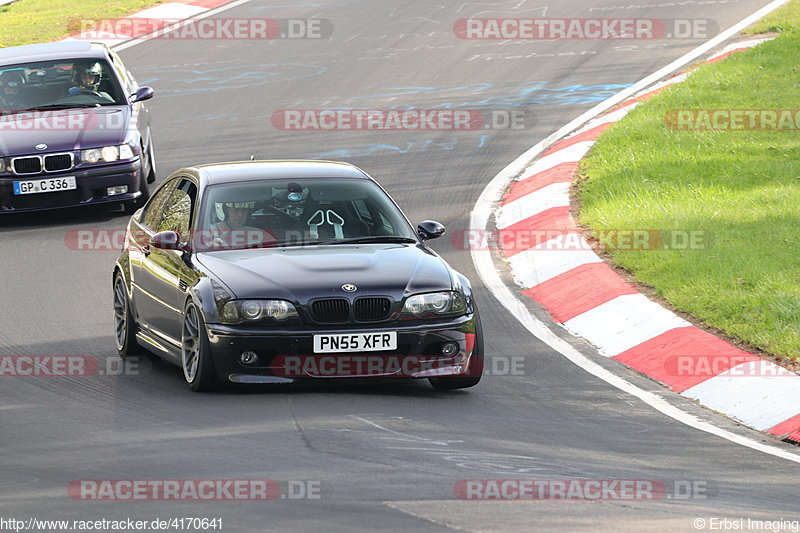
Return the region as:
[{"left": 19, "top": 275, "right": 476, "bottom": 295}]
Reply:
[
  {"left": 0, "top": 70, "right": 31, "bottom": 110},
  {"left": 68, "top": 61, "right": 112, "bottom": 99},
  {"left": 208, "top": 201, "right": 262, "bottom": 248}
]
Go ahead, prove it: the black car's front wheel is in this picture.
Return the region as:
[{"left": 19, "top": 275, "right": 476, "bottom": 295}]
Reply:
[
  {"left": 429, "top": 306, "right": 484, "bottom": 391},
  {"left": 182, "top": 302, "right": 218, "bottom": 392},
  {"left": 113, "top": 272, "right": 140, "bottom": 359}
]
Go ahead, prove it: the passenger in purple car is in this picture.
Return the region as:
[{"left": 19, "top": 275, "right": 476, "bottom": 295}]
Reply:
[{"left": 0, "top": 70, "right": 32, "bottom": 110}]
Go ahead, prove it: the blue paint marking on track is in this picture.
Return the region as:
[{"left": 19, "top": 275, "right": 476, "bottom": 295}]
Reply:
[
  {"left": 312, "top": 137, "right": 473, "bottom": 159},
  {"left": 344, "top": 81, "right": 633, "bottom": 108}
]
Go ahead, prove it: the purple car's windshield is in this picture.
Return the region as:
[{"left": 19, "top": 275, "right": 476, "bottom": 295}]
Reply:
[
  {"left": 0, "top": 58, "right": 126, "bottom": 113},
  {"left": 195, "top": 178, "right": 418, "bottom": 251}
]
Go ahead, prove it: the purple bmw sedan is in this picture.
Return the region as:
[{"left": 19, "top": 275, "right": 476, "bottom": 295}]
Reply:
[{"left": 0, "top": 41, "right": 156, "bottom": 214}]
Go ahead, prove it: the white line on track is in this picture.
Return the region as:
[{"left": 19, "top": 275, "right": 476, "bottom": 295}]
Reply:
[
  {"left": 113, "top": 0, "right": 255, "bottom": 52},
  {"left": 470, "top": 0, "right": 800, "bottom": 463}
]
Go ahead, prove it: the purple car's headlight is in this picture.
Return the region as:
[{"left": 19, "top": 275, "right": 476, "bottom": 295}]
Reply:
[{"left": 81, "top": 144, "right": 134, "bottom": 164}]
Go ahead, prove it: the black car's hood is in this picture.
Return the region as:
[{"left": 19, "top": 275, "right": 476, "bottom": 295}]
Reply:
[
  {"left": 0, "top": 106, "right": 128, "bottom": 155},
  {"left": 195, "top": 243, "right": 453, "bottom": 302}
]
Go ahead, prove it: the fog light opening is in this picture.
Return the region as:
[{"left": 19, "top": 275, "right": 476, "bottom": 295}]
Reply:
[
  {"left": 441, "top": 342, "right": 459, "bottom": 357},
  {"left": 107, "top": 185, "right": 128, "bottom": 196},
  {"left": 240, "top": 350, "right": 258, "bottom": 365}
]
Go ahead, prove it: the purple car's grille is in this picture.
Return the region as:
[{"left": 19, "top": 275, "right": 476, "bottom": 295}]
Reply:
[
  {"left": 354, "top": 298, "right": 392, "bottom": 322},
  {"left": 13, "top": 157, "right": 41, "bottom": 175},
  {"left": 310, "top": 299, "right": 349, "bottom": 323},
  {"left": 44, "top": 154, "right": 72, "bottom": 172}
]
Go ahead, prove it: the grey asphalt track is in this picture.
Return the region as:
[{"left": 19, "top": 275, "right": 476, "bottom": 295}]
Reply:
[{"left": 1, "top": 1, "right": 798, "bottom": 532}]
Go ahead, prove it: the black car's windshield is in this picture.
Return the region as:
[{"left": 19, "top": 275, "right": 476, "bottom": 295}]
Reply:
[
  {"left": 197, "top": 178, "right": 418, "bottom": 251},
  {"left": 0, "top": 58, "right": 126, "bottom": 113}
]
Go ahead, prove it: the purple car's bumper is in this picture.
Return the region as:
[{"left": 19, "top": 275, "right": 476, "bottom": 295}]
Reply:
[{"left": 0, "top": 159, "right": 143, "bottom": 213}]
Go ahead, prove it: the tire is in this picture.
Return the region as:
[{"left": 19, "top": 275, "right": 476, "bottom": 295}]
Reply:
[
  {"left": 123, "top": 170, "right": 149, "bottom": 215},
  {"left": 429, "top": 305, "right": 484, "bottom": 391},
  {"left": 181, "top": 302, "right": 218, "bottom": 392},
  {"left": 113, "top": 272, "right": 140, "bottom": 359},
  {"left": 145, "top": 134, "right": 157, "bottom": 184}
]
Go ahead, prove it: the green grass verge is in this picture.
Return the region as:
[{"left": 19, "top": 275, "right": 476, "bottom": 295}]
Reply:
[
  {"left": 744, "top": 0, "right": 800, "bottom": 34},
  {"left": 577, "top": 5, "right": 800, "bottom": 359},
  {"left": 0, "top": 0, "right": 165, "bottom": 47}
]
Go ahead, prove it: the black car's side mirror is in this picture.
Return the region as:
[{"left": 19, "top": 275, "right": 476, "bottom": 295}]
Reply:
[
  {"left": 417, "top": 220, "right": 445, "bottom": 240},
  {"left": 130, "top": 86, "right": 154, "bottom": 103},
  {"left": 151, "top": 230, "right": 185, "bottom": 251}
]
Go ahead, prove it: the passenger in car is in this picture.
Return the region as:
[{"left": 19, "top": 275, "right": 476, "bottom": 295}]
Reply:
[{"left": 0, "top": 70, "right": 32, "bottom": 110}]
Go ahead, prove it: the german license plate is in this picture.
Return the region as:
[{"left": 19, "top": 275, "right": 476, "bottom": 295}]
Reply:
[
  {"left": 13, "top": 176, "right": 76, "bottom": 195},
  {"left": 313, "top": 331, "right": 397, "bottom": 353}
]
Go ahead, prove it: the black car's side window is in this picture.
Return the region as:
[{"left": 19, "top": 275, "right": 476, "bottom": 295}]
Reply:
[
  {"left": 141, "top": 179, "right": 178, "bottom": 230},
  {"left": 158, "top": 179, "right": 197, "bottom": 242}
]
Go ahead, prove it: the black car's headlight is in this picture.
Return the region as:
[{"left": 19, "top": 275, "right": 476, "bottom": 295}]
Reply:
[
  {"left": 81, "top": 144, "right": 134, "bottom": 164},
  {"left": 221, "top": 299, "right": 299, "bottom": 324},
  {"left": 401, "top": 291, "right": 467, "bottom": 318}
]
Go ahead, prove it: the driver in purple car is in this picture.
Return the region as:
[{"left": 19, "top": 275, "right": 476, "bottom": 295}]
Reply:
[{"left": 67, "top": 61, "right": 112, "bottom": 100}]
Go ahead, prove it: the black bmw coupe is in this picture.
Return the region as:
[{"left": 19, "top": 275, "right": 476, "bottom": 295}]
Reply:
[{"left": 113, "top": 160, "right": 482, "bottom": 391}]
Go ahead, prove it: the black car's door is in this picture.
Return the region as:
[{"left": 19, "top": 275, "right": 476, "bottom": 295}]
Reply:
[
  {"left": 137, "top": 177, "right": 198, "bottom": 344},
  {"left": 130, "top": 178, "right": 177, "bottom": 339}
]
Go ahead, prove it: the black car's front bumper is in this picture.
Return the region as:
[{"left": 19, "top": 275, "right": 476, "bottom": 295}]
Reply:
[
  {"left": 205, "top": 314, "right": 479, "bottom": 384},
  {"left": 0, "top": 159, "right": 143, "bottom": 213}
]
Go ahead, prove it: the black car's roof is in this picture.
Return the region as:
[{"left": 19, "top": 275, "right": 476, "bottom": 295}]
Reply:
[
  {"left": 194, "top": 160, "right": 371, "bottom": 185},
  {"left": 0, "top": 41, "right": 108, "bottom": 65}
]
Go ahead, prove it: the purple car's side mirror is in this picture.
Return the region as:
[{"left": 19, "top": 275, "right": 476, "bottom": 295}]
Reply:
[{"left": 130, "top": 86, "right": 154, "bottom": 103}]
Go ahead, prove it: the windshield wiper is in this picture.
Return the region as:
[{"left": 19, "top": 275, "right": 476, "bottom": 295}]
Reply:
[
  {"left": 325, "top": 236, "right": 418, "bottom": 245},
  {"left": 25, "top": 103, "right": 101, "bottom": 111}
]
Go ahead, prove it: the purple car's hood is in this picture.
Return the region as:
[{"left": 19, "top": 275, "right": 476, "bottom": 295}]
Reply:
[{"left": 0, "top": 106, "right": 129, "bottom": 155}]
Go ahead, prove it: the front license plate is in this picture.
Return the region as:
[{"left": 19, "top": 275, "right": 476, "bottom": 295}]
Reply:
[
  {"left": 13, "top": 176, "right": 76, "bottom": 195},
  {"left": 313, "top": 331, "right": 397, "bottom": 353}
]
